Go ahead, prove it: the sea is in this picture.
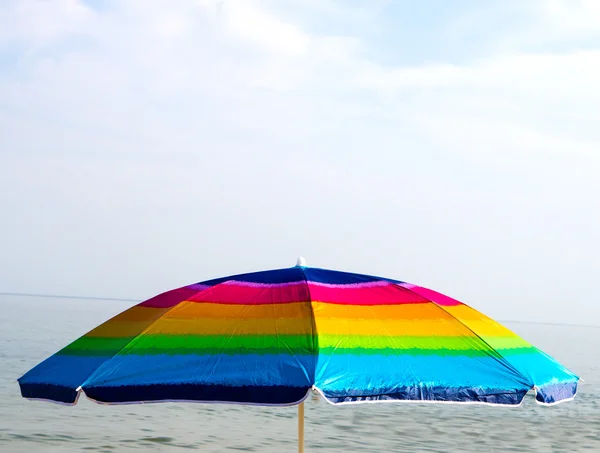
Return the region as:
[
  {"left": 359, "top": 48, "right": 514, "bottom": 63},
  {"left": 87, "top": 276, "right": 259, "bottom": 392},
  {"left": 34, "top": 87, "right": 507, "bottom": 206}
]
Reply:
[{"left": 1, "top": 296, "right": 598, "bottom": 453}]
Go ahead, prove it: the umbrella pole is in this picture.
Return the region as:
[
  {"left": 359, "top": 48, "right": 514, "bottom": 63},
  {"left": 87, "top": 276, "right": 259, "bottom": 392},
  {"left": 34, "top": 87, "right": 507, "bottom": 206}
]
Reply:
[{"left": 298, "top": 401, "right": 305, "bottom": 453}]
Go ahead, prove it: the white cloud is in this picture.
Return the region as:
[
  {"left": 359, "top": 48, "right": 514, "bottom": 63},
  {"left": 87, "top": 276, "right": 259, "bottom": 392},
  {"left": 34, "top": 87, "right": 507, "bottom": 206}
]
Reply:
[
  {"left": 540, "top": 0, "right": 600, "bottom": 35},
  {"left": 222, "top": 0, "right": 312, "bottom": 57},
  {"left": 1, "top": 0, "right": 599, "bottom": 325}
]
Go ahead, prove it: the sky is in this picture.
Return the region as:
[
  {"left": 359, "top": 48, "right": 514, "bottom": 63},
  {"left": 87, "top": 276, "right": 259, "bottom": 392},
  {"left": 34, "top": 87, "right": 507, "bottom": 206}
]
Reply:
[{"left": 1, "top": 0, "right": 599, "bottom": 326}]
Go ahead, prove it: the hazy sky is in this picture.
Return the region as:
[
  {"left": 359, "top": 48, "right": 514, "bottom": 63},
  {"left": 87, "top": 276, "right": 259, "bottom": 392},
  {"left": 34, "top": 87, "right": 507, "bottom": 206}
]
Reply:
[{"left": 1, "top": 0, "right": 599, "bottom": 326}]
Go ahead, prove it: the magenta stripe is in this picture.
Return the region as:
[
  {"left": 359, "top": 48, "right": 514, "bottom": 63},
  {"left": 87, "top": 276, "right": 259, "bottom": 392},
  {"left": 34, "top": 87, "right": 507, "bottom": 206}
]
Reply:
[
  {"left": 188, "top": 282, "right": 310, "bottom": 304},
  {"left": 139, "top": 287, "right": 203, "bottom": 308},
  {"left": 400, "top": 284, "right": 462, "bottom": 306}
]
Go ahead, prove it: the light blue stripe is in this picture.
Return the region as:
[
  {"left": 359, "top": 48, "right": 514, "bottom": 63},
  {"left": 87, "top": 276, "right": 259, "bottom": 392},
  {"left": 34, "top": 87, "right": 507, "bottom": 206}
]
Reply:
[
  {"left": 501, "top": 351, "right": 579, "bottom": 387},
  {"left": 315, "top": 354, "right": 533, "bottom": 392}
]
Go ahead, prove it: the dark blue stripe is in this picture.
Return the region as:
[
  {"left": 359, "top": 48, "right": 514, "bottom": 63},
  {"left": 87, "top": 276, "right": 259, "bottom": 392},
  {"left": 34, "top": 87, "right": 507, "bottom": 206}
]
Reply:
[
  {"left": 84, "top": 384, "right": 308, "bottom": 405},
  {"left": 303, "top": 267, "right": 402, "bottom": 285},
  {"left": 19, "top": 383, "right": 80, "bottom": 404},
  {"left": 535, "top": 381, "right": 578, "bottom": 404},
  {"left": 322, "top": 386, "right": 528, "bottom": 405},
  {"left": 195, "top": 266, "right": 404, "bottom": 287},
  {"left": 197, "top": 267, "right": 305, "bottom": 286}
]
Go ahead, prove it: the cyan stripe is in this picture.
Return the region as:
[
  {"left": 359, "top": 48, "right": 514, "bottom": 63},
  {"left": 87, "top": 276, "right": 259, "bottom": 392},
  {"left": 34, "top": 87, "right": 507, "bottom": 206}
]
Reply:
[
  {"left": 315, "top": 353, "right": 533, "bottom": 392},
  {"left": 501, "top": 351, "right": 579, "bottom": 387}
]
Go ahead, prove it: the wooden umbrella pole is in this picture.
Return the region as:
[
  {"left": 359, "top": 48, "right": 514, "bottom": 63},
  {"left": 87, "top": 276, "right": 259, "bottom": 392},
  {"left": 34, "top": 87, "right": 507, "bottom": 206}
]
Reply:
[{"left": 298, "top": 401, "right": 305, "bottom": 453}]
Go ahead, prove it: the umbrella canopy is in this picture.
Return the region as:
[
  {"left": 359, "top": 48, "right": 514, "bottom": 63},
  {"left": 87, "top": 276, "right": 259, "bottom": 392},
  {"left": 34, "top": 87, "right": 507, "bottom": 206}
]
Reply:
[{"left": 19, "top": 262, "right": 579, "bottom": 408}]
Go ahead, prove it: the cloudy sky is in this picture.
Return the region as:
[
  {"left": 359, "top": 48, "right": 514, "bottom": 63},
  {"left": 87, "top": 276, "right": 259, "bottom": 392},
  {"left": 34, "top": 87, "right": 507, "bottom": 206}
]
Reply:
[{"left": 1, "top": 0, "right": 599, "bottom": 325}]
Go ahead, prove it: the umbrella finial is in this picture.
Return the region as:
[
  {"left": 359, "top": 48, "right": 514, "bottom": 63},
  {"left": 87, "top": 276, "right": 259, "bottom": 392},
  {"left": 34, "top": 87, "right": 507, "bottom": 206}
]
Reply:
[{"left": 296, "top": 257, "right": 307, "bottom": 267}]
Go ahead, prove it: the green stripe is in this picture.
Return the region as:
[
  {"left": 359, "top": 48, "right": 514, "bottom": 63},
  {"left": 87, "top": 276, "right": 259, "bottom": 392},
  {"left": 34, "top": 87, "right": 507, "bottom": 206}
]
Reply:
[
  {"left": 318, "top": 334, "right": 531, "bottom": 350},
  {"left": 59, "top": 334, "right": 534, "bottom": 357},
  {"left": 62, "top": 336, "right": 135, "bottom": 354}
]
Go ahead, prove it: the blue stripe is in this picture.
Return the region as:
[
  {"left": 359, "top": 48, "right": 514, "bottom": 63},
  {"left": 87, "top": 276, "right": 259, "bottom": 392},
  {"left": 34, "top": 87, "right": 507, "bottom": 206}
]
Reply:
[
  {"left": 18, "top": 355, "right": 110, "bottom": 388},
  {"left": 83, "top": 354, "right": 313, "bottom": 388}
]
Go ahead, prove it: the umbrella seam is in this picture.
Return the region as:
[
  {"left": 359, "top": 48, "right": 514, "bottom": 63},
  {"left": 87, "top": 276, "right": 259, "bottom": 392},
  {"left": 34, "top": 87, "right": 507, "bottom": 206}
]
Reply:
[{"left": 297, "top": 266, "right": 318, "bottom": 388}]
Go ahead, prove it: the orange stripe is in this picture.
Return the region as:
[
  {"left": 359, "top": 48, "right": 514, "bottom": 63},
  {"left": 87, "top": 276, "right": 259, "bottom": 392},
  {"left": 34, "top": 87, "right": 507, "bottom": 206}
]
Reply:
[
  {"left": 165, "top": 301, "right": 312, "bottom": 319},
  {"left": 87, "top": 306, "right": 171, "bottom": 337}
]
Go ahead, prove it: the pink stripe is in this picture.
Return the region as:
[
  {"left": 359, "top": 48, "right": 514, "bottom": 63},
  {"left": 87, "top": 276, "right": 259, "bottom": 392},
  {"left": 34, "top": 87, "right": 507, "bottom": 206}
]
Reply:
[
  {"left": 307, "top": 283, "right": 429, "bottom": 305},
  {"left": 139, "top": 287, "right": 202, "bottom": 308},
  {"left": 399, "top": 284, "right": 463, "bottom": 306},
  {"left": 188, "top": 282, "right": 310, "bottom": 304}
]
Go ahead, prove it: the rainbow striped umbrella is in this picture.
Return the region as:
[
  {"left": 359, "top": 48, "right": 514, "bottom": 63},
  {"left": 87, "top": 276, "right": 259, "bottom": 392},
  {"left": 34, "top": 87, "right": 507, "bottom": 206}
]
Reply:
[{"left": 19, "top": 259, "right": 579, "bottom": 452}]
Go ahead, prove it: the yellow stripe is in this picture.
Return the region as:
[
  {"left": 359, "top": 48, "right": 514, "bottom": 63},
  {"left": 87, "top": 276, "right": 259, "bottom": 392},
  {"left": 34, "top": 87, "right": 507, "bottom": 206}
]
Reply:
[
  {"left": 313, "top": 318, "right": 478, "bottom": 337},
  {"left": 443, "top": 305, "right": 519, "bottom": 337},
  {"left": 311, "top": 302, "right": 444, "bottom": 320}
]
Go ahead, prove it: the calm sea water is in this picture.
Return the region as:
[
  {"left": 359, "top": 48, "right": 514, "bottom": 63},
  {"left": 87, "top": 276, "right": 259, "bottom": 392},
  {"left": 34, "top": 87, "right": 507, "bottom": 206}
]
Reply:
[{"left": 1, "top": 296, "right": 598, "bottom": 452}]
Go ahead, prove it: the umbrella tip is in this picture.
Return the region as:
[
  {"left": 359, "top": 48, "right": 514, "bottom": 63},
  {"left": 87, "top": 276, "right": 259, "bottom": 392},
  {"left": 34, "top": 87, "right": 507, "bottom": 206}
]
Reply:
[{"left": 296, "top": 256, "right": 307, "bottom": 267}]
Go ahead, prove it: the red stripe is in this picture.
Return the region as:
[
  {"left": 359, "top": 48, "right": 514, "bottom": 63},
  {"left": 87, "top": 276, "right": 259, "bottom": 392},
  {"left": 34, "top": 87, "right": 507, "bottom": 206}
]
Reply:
[
  {"left": 307, "top": 282, "right": 429, "bottom": 305},
  {"left": 187, "top": 282, "right": 311, "bottom": 304}
]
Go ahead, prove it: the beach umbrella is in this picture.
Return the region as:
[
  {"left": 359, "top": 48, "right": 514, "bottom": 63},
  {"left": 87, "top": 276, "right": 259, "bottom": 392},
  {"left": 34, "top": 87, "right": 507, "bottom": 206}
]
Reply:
[{"left": 18, "top": 259, "right": 579, "bottom": 452}]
